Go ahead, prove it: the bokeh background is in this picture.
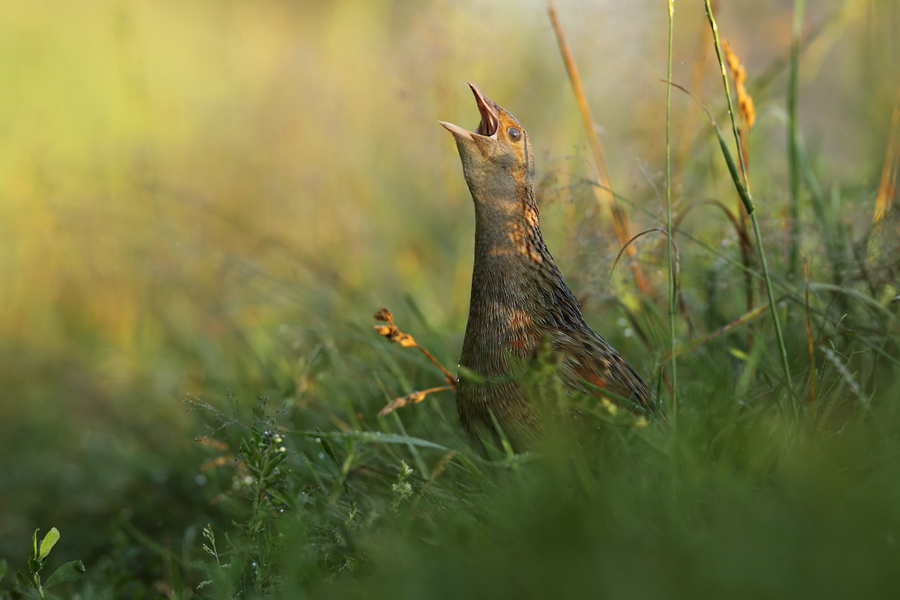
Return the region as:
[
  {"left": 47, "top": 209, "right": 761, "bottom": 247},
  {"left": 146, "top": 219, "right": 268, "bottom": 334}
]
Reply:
[{"left": 1, "top": 0, "right": 898, "bottom": 586}]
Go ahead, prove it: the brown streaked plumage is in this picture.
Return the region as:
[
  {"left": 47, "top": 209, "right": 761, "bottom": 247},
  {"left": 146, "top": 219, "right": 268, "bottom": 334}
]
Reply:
[{"left": 440, "top": 83, "right": 651, "bottom": 452}]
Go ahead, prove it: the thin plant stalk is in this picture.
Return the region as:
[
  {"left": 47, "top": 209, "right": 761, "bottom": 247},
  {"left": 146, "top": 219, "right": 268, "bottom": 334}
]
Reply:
[
  {"left": 547, "top": 1, "right": 653, "bottom": 295},
  {"left": 705, "top": 4, "right": 749, "bottom": 188},
  {"left": 704, "top": 0, "right": 794, "bottom": 400},
  {"left": 803, "top": 254, "right": 816, "bottom": 415},
  {"left": 787, "top": 0, "right": 806, "bottom": 280},
  {"left": 665, "top": 0, "right": 678, "bottom": 420}
]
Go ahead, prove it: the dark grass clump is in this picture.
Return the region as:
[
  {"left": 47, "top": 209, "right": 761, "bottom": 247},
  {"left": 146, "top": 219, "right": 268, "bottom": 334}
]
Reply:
[{"left": 180, "top": 367, "right": 900, "bottom": 599}]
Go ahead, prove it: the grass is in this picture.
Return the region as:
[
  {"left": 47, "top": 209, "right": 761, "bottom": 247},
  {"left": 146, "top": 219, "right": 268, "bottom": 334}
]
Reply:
[{"left": 2, "top": 0, "right": 900, "bottom": 598}]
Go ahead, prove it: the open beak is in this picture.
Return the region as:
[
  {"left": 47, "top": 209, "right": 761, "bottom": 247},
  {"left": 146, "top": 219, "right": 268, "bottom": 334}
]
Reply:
[{"left": 439, "top": 83, "right": 500, "bottom": 141}]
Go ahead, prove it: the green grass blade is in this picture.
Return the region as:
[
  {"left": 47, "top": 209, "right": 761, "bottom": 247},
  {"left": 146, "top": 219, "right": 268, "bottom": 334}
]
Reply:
[
  {"left": 704, "top": 0, "right": 794, "bottom": 403},
  {"left": 665, "top": 0, "right": 678, "bottom": 420},
  {"left": 295, "top": 430, "right": 452, "bottom": 452}
]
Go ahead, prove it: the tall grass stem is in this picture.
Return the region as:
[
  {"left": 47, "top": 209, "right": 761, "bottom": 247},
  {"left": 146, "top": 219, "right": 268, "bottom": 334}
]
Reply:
[
  {"left": 704, "top": 0, "right": 794, "bottom": 402},
  {"left": 787, "top": 0, "right": 806, "bottom": 280},
  {"left": 665, "top": 0, "right": 677, "bottom": 420},
  {"left": 547, "top": 1, "right": 653, "bottom": 295}
]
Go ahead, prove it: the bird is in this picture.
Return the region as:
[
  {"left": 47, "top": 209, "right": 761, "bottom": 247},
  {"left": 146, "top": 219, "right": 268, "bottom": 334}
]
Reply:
[{"left": 439, "top": 83, "right": 651, "bottom": 453}]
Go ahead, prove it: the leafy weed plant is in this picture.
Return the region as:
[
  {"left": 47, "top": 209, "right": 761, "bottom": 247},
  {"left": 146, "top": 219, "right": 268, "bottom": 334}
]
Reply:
[{"left": 0, "top": 528, "right": 85, "bottom": 600}]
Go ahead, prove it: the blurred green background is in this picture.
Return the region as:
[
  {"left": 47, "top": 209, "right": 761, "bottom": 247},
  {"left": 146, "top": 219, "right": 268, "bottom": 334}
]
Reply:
[{"left": 1, "top": 0, "right": 899, "bottom": 595}]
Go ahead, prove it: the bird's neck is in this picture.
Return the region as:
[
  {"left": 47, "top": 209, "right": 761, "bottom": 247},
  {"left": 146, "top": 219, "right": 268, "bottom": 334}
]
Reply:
[
  {"left": 470, "top": 189, "right": 546, "bottom": 270},
  {"left": 461, "top": 186, "right": 589, "bottom": 371},
  {"left": 460, "top": 189, "right": 568, "bottom": 375}
]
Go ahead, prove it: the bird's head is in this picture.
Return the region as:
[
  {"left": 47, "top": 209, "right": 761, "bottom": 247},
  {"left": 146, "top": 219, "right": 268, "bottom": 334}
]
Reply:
[{"left": 440, "top": 83, "right": 535, "bottom": 201}]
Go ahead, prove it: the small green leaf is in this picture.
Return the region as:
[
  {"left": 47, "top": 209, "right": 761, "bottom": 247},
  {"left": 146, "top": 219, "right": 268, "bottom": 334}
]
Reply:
[
  {"left": 456, "top": 365, "right": 487, "bottom": 384},
  {"left": 44, "top": 560, "right": 86, "bottom": 588},
  {"left": 262, "top": 452, "right": 287, "bottom": 479},
  {"left": 38, "top": 528, "right": 60, "bottom": 561},
  {"left": 728, "top": 348, "right": 750, "bottom": 361},
  {"left": 32, "top": 529, "right": 39, "bottom": 560},
  {"left": 314, "top": 429, "right": 342, "bottom": 469},
  {"left": 297, "top": 430, "right": 451, "bottom": 451},
  {"left": 15, "top": 570, "right": 44, "bottom": 598},
  {"left": 711, "top": 121, "right": 754, "bottom": 215},
  {"left": 0, "top": 558, "right": 7, "bottom": 584}
]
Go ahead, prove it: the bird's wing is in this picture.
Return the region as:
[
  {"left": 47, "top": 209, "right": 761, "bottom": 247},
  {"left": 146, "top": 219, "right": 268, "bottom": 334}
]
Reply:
[{"left": 554, "top": 330, "right": 650, "bottom": 410}]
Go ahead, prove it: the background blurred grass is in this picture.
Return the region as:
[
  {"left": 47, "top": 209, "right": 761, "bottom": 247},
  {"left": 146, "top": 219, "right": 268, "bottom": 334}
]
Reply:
[{"left": 1, "top": 0, "right": 899, "bottom": 596}]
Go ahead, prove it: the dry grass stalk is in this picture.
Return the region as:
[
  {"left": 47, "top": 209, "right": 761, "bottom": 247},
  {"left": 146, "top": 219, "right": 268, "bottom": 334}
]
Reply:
[
  {"left": 722, "top": 39, "right": 756, "bottom": 187},
  {"left": 374, "top": 307, "right": 456, "bottom": 416},
  {"left": 721, "top": 39, "right": 756, "bottom": 131},
  {"left": 547, "top": 1, "right": 653, "bottom": 296},
  {"left": 873, "top": 88, "right": 900, "bottom": 225}
]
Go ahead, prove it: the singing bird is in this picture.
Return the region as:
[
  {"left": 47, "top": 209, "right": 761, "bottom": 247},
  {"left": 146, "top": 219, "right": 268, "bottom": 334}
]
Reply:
[{"left": 440, "top": 83, "right": 650, "bottom": 452}]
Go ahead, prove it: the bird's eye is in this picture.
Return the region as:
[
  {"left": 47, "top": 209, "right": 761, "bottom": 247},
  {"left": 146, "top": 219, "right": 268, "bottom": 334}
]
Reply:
[{"left": 507, "top": 127, "right": 521, "bottom": 141}]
